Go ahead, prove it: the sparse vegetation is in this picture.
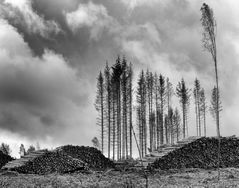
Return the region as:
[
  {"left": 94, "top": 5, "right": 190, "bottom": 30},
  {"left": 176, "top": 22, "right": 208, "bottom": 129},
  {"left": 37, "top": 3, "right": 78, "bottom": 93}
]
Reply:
[{"left": 1, "top": 168, "right": 239, "bottom": 187}]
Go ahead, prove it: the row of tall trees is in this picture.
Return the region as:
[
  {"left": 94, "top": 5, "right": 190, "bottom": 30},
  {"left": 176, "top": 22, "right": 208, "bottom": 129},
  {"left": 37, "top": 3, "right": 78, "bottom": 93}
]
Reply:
[
  {"left": 135, "top": 71, "right": 186, "bottom": 157},
  {"left": 95, "top": 56, "right": 133, "bottom": 160},
  {"left": 95, "top": 59, "right": 223, "bottom": 159}
]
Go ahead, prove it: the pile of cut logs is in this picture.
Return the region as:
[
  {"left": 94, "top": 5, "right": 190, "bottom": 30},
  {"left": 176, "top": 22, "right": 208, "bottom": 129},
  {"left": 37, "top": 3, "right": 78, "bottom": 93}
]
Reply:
[
  {"left": 3, "top": 150, "right": 87, "bottom": 174},
  {"left": 149, "top": 137, "right": 239, "bottom": 170},
  {"left": 56, "top": 145, "right": 115, "bottom": 170}
]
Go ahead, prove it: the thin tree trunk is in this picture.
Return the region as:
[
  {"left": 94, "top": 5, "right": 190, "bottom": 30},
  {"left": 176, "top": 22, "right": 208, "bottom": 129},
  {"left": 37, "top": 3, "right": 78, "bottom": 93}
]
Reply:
[
  {"left": 144, "top": 105, "right": 147, "bottom": 156},
  {"left": 122, "top": 92, "right": 126, "bottom": 159},
  {"left": 160, "top": 95, "right": 164, "bottom": 145},
  {"left": 107, "top": 92, "right": 111, "bottom": 159},
  {"left": 183, "top": 104, "right": 186, "bottom": 138},
  {"left": 112, "top": 97, "right": 115, "bottom": 161},
  {"left": 195, "top": 99, "right": 198, "bottom": 136},
  {"left": 177, "top": 120, "right": 179, "bottom": 142},
  {"left": 125, "top": 102, "right": 128, "bottom": 159},
  {"left": 155, "top": 86, "right": 159, "bottom": 149},
  {"left": 198, "top": 101, "right": 201, "bottom": 136},
  {"left": 101, "top": 91, "right": 104, "bottom": 154},
  {"left": 203, "top": 103, "right": 206, "bottom": 137},
  {"left": 117, "top": 84, "right": 121, "bottom": 160},
  {"left": 165, "top": 117, "right": 168, "bottom": 144},
  {"left": 214, "top": 51, "right": 221, "bottom": 180},
  {"left": 129, "top": 80, "right": 133, "bottom": 158},
  {"left": 156, "top": 110, "right": 160, "bottom": 148}
]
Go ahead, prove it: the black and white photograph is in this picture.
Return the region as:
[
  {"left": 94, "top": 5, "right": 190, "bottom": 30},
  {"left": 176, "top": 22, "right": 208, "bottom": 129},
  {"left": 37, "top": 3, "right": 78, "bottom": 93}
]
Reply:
[{"left": 0, "top": 0, "right": 239, "bottom": 187}]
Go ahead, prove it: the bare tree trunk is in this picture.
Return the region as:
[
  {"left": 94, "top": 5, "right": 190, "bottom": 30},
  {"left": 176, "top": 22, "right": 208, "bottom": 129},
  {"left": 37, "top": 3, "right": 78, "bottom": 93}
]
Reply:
[
  {"left": 125, "top": 103, "right": 128, "bottom": 159},
  {"left": 203, "top": 103, "right": 206, "bottom": 137},
  {"left": 214, "top": 52, "right": 221, "bottom": 180},
  {"left": 155, "top": 85, "right": 159, "bottom": 149},
  {"left": 165, "top": 116, "right": 168, "bottom": 144},
  {"left": 160, "top": 96, "right": 164, "bottom": 145},
  {"left": 156, "top": 110, "right": 160, "bottom": 148},
  {"left": 112, "top": 97, "right": 116, "bottom": 161},
  {"left": 144, "top": 106, "right": 147, "bottom": 156},
  {"left": 116, "top": 83, "right": 121, "bottom": 160},
  {"left": 195, "top": 99, "right": 198, "bottom": 136},
  {"left": 101, "top": 91, "right": 104, "bottom": 154},
  {"left": 117, "top": 86, "right": 121, "bottom": 160},
  {"left": 129, "top": 79, "right": 133, "bottom": 158},
  {"left": 122, "top": 91, "right": 126, "bottom": 159},
  {"left": 183, "top": 104, "right": 186, "bottom": 138},
  {"left": 107, "top": 90, "right": 111, "bottom": 159},
  {"left": 176, "top": 121, "right": 179, "bottom": 142},
  {"left": 198, "top": 100, "right": 201, "bottom": 136}
]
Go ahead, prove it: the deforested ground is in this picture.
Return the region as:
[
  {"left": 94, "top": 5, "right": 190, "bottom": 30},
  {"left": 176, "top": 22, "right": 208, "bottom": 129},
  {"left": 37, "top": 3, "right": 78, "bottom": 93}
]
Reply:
[
  {"left": 2, "top": 137, "right": 239, "bottom": 187},
  {"left": 1, "top": 168, "right": 239, "bottom": 187}
]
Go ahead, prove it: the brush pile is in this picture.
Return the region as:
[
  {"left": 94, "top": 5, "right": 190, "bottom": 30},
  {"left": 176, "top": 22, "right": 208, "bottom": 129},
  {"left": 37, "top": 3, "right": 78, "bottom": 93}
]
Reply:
[
  {"left": 3, "top": 150, "right": 87, "bottom": 175},
  {"left": 56, "top": 145, "right": 115, "bottom": 170},
  {"left": 0, "top": 151, "right": 13, "bottom": 168},
  {"left": 150, "top": 137, "right": 239, "bottom": 170}
]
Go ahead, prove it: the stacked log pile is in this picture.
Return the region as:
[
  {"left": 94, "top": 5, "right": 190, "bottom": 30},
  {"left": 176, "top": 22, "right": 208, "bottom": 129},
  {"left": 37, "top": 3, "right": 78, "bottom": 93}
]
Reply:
[
  {"left": 2, "top": 150, "right": 87, "bottom": 174},
  {"left": 0, "top": 151, "right": 13, "bottom": 169},
  {"left": 56, "top": 145, "right": 115, "bottom": 170},
  {"left": 150, "top": 137, "right": 239, "bottom": 170},
  {"left": 141, "top": 136, "right": 200, "bottom": 167}
]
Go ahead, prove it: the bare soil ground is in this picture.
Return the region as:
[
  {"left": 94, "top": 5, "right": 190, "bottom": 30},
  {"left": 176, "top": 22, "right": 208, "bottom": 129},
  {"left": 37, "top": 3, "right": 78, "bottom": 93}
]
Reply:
[{"left": 1, "top": 168, "right": 239, "bottom": 187}]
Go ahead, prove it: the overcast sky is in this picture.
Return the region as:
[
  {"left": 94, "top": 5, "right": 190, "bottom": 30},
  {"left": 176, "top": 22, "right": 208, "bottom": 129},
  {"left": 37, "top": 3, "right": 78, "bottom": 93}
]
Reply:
[{"left": 0, "top": 0, "right": 238, "bottom": 157}]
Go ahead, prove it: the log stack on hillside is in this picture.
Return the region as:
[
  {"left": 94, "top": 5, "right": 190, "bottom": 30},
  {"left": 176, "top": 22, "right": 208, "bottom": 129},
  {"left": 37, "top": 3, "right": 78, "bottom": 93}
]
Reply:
[
  {"left": 150, "top": 137, "right": 239, "bottom": 170},
  {"left": 0, "top": 151, "right": 13, "bottom": 169},
  {"left": 2, "top": 150, "right": 87, "bottom": 174},
  {"left": 56, "top": 145, "right": 115, "bottom": 170},
  {"left": 140, "top": 136, "right": 200, "bottom": 167}
]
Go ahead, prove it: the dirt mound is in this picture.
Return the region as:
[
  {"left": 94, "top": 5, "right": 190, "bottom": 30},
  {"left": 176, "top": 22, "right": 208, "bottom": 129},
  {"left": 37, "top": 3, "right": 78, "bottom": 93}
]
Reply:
[
  {"left": 150, "top": 137, "right": 239, "bottom": 170},
  {"left": 56, "top": 145, "right": 115, "bottom": 170},
  {"left": 0, "top": 151, "right": 13, "bottom": 168},
  {"left": 11, "top": 151, "right": 87, "bottom": 174}
]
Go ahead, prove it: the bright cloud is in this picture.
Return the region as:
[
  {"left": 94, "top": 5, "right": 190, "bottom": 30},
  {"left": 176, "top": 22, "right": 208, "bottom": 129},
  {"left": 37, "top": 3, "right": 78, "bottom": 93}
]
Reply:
[{"left": 65, "top": 2, "right": 114, "bottom": 40}]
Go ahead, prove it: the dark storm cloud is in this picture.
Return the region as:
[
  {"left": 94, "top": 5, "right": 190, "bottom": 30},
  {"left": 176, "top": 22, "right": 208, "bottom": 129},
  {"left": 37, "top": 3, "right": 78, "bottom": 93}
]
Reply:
[
  {"left": 0, "top": 18, "right": 93, "bottom": 143},
  {"left": 0, "top": 0, "right": 239, "bottom": 154}
]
